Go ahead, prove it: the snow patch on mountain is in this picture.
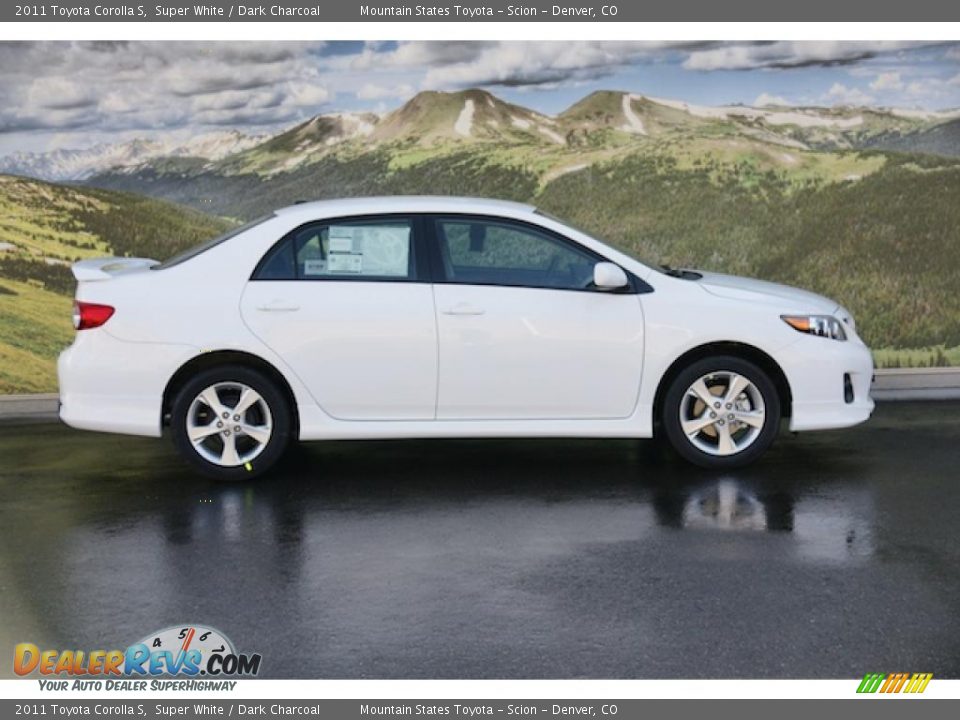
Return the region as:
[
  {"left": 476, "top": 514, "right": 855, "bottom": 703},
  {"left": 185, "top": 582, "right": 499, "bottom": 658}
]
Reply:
[
  {"left": 455, "top": 99, "right": 475, "bottom": 137},
  {"left": 326, "top": 113, "right": 377, "bottom": 140},
  {"left": 888, "top": 107, "right": 960, "bottom": 121},
  {"left": 621, "top": 94, "right": 647, "bottom": 135},
  {"left": 646, "top": 96, "right": 865, "bottom": 128},
  {"left": 538, "top": 126, "right": 565, "bottom": 145}
]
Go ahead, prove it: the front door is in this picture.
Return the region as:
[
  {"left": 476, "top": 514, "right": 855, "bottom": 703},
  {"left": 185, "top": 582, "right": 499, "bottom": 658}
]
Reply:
[{"left": 430, "top": 216, "right": 645, "bottom": 420}]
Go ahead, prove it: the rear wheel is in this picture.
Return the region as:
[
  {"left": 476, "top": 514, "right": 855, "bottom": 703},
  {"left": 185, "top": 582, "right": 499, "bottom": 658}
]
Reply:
[
  {"left": 662, "top": 356, "right": 781, "bottom": 469},
  {"left": 171, "top": 365, "right": 291, "bottom": 481}
]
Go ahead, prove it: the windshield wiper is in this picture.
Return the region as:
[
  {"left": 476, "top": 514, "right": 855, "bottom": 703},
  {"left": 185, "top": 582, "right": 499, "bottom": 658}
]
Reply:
[
  {"left": 660, "top": 264, "right": 684, "bottom": 277},
  {"left": 660, "top": 264, "right": 703, "bottom": 280}
]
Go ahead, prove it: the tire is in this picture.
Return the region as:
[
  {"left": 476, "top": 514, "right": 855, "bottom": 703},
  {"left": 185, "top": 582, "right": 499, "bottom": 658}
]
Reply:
[
  {"left": 171, "top": 364, "right": 292, "bottom": 481},
  {"left": 661, "top": 355, "right": 781, "bottom": 469}
]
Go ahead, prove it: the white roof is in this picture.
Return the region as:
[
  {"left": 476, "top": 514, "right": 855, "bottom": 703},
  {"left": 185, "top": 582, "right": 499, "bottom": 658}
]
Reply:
[{"left": 273, "top": 195, "right": 537, "bottom": 220}]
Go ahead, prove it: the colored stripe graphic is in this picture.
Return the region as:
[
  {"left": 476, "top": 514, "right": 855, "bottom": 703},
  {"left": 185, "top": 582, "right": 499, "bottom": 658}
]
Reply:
[
  {"left": 857, "top": 673, "right": 886, "bottom": 693},
  {"left": 909, "top": 673, "right": 934, "bottom": 694},
  {"left": 857, "top": 672, "right": 932, "bottom": 694}
]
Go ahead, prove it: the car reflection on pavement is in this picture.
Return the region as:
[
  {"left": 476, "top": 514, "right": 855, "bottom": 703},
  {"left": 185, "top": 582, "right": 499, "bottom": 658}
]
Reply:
[{"left": 1, "top": 401, "right": 958, "bottom": 678}]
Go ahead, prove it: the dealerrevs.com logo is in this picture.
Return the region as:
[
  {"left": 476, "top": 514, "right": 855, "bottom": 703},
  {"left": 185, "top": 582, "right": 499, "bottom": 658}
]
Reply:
[{"left": 14, "top": 625, "right": 261, "bottom": 690}]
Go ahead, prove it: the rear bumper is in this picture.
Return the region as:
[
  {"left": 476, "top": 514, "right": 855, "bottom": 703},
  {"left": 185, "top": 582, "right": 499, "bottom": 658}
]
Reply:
[
  {"left": 774, "top": 336, "right": 875, "bottom": 432},
  {"left": 58, "top": 330, "right": 197, "bottom": 437}
]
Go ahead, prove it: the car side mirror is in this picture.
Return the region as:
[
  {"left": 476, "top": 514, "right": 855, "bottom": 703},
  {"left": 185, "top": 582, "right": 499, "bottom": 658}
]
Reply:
[{"left": 593, "top": 262, "right": 629, "bottom": 290}]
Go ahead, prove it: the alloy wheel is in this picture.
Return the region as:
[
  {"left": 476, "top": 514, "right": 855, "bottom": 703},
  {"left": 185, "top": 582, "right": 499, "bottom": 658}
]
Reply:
[
  {"left": 679, "top": 371, "right": 766, "bottom": 457},
  {"left": 186, "top": 382, "right": 273, "bottom": 467}
]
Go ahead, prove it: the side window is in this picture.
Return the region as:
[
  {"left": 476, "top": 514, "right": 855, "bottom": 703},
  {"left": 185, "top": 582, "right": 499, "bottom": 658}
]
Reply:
[
  {"left": 435, "top": 218, "right": 598, "bottom": 291},
  {"left": 253, "top": 218, "right": 415, "bottom": 281}
]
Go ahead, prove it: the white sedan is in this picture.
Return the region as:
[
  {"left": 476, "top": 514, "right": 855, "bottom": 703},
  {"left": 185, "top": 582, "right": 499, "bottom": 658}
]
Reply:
[{"left": 58, "top": 196, "right": 874, "bottom": 480}]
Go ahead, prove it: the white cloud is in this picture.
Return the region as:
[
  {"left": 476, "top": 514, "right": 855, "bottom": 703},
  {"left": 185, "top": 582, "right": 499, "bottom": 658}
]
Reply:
[
  {"left": 753, "top": 93, "right": 790, "bottom": 107},
  {"left": 286, "top": 82, "right": 331, "bottom": 106},
  {"left": 0, "top": 42, "right": 331, "bottom": 134},
  {"left": 902, "top": 77, "right": 956, "bottom": 100},
  {"left": 25, "top": 76, "right": 97, "bottom": 110},
  {"left": 353, "top": 41, "right": 690, "bottom": 90},
  {"left": 425, "top": 42, "right": 674, "bottom": 89},
  {"left": 826, "top": 83, "right": 874, "bottom": 106},
  {"left": 870, "top": 72, "right": 903, "bottom": 91},
  {"left": 351, "top": 42, "right": 496, "bottom": 71},
  {"left": 684, "top": 42, "right": 925, "bottom": 71},
  {"left": 356, "top": 82, "right": 415, "bottom": 100}
]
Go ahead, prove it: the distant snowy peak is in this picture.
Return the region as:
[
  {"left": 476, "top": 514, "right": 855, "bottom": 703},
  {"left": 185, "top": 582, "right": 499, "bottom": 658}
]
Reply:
[
  {"left": 0, "top": 130, "right": 266, "bottom": 182},
  {"left": 0, "top": 141, "right": 163, "bottom": 182},
  {"left": 171, "top": 130, "right": 267, "bottom": 161}
]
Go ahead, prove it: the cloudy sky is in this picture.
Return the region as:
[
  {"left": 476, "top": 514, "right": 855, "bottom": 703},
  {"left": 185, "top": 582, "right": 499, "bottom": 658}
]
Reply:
[{"left": 1, "top": 40, "right": 959, "bottom": 155}]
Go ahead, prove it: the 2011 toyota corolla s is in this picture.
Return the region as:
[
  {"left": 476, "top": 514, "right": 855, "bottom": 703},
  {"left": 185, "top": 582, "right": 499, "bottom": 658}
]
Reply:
[{"left": 58, "top": 196, "right": 874, "bottom": 480}]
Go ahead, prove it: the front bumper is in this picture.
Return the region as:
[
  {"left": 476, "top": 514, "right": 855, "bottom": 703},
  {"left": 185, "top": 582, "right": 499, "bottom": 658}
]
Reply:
[{"left": 773, "top": 335, "right": 875, "bottom": 432}]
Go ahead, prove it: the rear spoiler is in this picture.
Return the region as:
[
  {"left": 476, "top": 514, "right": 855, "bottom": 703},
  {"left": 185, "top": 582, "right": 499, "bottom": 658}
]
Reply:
[{"left": 71, "top": 257, "right": 159, "bottom": 282}]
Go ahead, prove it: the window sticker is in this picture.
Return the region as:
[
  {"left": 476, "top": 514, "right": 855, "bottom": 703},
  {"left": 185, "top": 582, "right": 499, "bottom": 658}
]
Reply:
[
  {"left": 327, "top": 253, "right": 363, "bottom": 274},
  {"left": 303, "top": 258, "right": 327, "bottom": 276},
  {"left": 327, "top": 224, "right": 410, "bottom": 277},
  {"left": 328, "top": 227, "right": 357, "bottom": 254}
]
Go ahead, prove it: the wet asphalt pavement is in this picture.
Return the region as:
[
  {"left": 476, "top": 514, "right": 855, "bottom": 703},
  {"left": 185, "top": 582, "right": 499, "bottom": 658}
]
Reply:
[{"left": 1, "top": 401, "right": 958, "bottom": 679}]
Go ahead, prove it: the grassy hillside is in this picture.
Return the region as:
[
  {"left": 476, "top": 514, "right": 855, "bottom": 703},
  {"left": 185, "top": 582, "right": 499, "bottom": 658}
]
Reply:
[
  {"left": 90, "top": 135, "right": 960, "bottom": 356},
  {"left": 0, "top": 279, "right": 72, "bottom": 393},
  {"left": 0, "top": 175, "right": 232, "bottom": 393},
  {"left": 536, "top": 151, "right": 960, "bottom": 351},
  {"left": 863, "top": 118, "right": 960, "bottom": 158}
]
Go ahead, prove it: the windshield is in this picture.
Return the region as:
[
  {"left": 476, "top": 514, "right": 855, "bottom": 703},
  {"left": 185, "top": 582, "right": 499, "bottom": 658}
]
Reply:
[{"left": 152, "top": 215, "right": 274, "bottom": 270}]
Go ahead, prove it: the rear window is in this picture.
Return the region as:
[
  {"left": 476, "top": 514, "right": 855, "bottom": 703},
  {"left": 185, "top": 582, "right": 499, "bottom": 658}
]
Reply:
[{"left": 152, "top": 215, "right": 274, "bottom": 270}]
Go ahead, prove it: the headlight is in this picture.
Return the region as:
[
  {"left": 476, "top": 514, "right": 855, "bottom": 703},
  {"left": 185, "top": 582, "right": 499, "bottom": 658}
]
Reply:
[{"left": 781, "top": 314, "right": 847, "bottom": 341}]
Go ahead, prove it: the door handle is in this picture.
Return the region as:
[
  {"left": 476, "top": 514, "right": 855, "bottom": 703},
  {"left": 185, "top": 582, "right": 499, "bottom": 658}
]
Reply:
[
  {"left": 441, "top": 303, "right": 485, "bottom": 316},
  {"left": 256, "top": 300, "right": 300, "bottom": 312}
]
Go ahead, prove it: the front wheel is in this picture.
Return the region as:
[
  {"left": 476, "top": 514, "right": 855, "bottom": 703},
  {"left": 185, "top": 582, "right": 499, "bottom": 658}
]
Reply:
[
  {"left": 171, "top": 365, "right": 291, "bottom": 481},
  {"left": 661, "top": 356, "right": 781, "bottom": 469}
]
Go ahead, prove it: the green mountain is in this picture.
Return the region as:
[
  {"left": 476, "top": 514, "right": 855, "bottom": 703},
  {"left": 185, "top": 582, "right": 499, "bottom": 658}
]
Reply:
[
  {"left": 4, "top": 88, "right": 958, "bottom": 395},
  {"left": 0, "top": 175, "right": 232, "bottom": 393},
  {"left": 862, "top": 117, "right": 960, "bottom": 157},
  {"left": 82, "top": 90, "right": 959, "bottom": 356}
]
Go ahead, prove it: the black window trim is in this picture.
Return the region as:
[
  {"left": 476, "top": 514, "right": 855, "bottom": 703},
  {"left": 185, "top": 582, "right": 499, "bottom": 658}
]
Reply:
[
  {"left": 250, "top": 213, "right": 431, "bottom": 283},
  {"left": 250, "top": 210, "right": 653, "bottom": 294},
  {"left": 424, "top": 213, "right": 650, "bottom": 295}
]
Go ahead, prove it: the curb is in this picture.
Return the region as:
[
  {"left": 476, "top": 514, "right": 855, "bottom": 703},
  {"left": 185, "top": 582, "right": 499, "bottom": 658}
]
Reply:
[
  {"left": 870, "top": 368, "right": 960, "bottom": 401},
  {"left": 0, "top": 393, "right": 59, "bottom": 422},
  {"left": 1, "top": 370, "right": 958, "bottom": 423}
]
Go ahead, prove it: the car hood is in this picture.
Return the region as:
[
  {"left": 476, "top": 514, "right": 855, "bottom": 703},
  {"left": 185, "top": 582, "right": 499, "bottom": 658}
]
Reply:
[{"left": 693, "top": 270, "right": 840, "bottom": 314}]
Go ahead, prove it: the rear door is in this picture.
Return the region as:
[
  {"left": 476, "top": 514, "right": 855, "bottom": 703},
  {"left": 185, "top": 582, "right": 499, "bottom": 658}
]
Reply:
[{"left": 240, "top": 215, "right": 437, "bottom": 421}]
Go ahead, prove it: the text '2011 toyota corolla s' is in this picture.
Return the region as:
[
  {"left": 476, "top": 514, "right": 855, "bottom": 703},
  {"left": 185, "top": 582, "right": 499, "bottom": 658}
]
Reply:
[{"left": 58, "top": 196, "right": 874, "bottom": 480}]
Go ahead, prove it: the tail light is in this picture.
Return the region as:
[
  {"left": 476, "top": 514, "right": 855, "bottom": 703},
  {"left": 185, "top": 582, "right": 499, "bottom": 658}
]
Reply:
[{"left": 72, "top": 301, "right": 115, "bottom": 330}]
